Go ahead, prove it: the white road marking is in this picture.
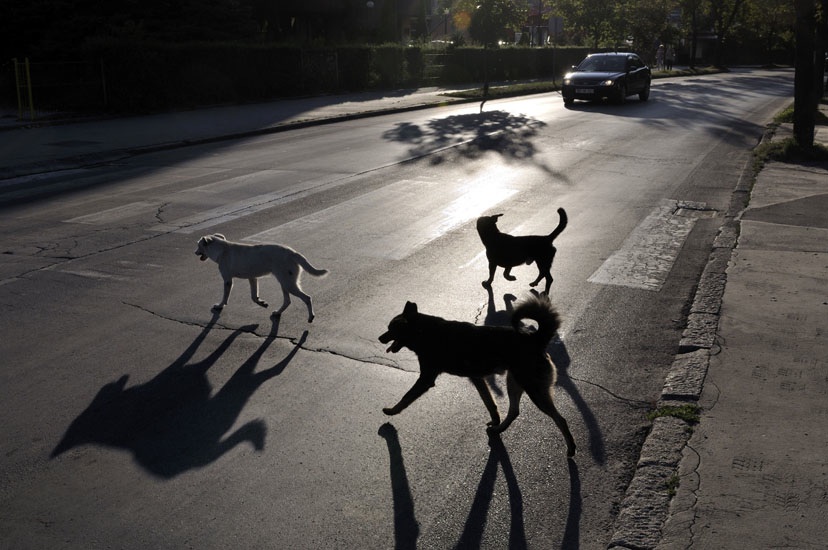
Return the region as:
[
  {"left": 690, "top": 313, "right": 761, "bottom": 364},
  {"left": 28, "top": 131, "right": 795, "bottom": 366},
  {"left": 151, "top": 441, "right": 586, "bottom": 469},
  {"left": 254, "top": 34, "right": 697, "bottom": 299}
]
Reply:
[
  {"left": 65, "top": 201, "right": 161, "bottom": 225},
  {"left": 246, "top": 174, "right": 518, "bottom": 261},
  {"left": 588, "top": 199, "right": 705, "bottom": 291},
  {"left": 151, "top": 177, "right": 353, "bottom": 234}
]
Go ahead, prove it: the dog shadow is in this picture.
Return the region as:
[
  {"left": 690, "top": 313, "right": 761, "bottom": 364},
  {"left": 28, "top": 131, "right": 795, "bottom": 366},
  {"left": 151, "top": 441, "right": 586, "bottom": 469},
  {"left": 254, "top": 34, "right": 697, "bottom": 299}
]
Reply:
[
  {"left": 560, "top": 459, "right": 582, "bottom": 549},
  {"left": 378, "top": 423, "right": 420, "bottom": 550},
  {"left": 485, "top": 288, "right": 606, "bottom": 465},
  {"left": 457, "top": 433, "right": 527, "bottom": 549},
  {"left": 52, "top": 313, "right": 308, "bottom": 478},
  {"left": 379, "top": 423, "right": 581, "bottom": 548},
  {"left": 544, "top": 328, "right": 606, "bottom": 466},
  {"left": 377, "top": 424, "right": 525, "bottom": 549},
  {"left": 482, "top": 288, "right": 518, "bottom": 397}
]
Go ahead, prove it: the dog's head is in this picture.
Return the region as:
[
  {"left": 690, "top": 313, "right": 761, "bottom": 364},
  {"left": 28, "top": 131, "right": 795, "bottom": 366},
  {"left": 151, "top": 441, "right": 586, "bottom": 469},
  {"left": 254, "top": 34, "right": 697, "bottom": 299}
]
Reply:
[
  {"left": 194, "top": 233, "right": 226, "bottom": 261},
  {"left": 379, "top": 301, "right": 419, "bottom": 353},
  {"left": 476, "top": 214, "right": 503, "bottom": 236}
]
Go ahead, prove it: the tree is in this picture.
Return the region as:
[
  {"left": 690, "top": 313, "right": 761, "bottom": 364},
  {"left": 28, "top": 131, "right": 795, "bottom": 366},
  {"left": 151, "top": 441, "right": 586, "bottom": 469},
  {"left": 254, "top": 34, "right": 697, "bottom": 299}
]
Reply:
[
  {"left": 793, "top": 0, "right": 818, "bottom": 146},
  {"left": 462, "top": 0, "right": 526, "bottom": 47},
  {"left": 681, "top": 0, "right": 704, "bottom": 68},
  {"left": 708, "top": 0, "right": 748, "bottom": 66},
  {"left": 557, "top": 0, "right": 616, "bottom": 48},
  {"left": 817, "top": 0, "right": 828, "bottom": 99},
  {"left": 464, "top": 0, "right": 526, "bottom": 109},
  {"left": 622, "top": 0, "right": 673, "bottom": 63},
  {"left": 739, "top": 0, "right": 796, "bottom": 65}
]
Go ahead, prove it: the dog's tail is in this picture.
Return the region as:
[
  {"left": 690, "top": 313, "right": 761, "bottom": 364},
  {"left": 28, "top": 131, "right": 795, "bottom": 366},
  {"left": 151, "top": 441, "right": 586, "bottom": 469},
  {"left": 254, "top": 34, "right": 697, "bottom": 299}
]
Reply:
[
  {"left": 294, "top": 251, "right": 329, "bottom": 277},
  {"left": 547, "top": 208, "right": 568, "bottom": 241},
  {"left": 511, "top": 293, "right": 560, "bottom": 345}
]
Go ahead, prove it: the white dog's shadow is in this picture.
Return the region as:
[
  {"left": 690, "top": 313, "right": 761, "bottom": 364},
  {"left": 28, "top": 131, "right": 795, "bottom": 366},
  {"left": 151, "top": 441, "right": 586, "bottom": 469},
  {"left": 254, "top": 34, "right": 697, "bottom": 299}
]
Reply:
[{"left": 52, "top": 315, "right": 307, "bottom": 478}]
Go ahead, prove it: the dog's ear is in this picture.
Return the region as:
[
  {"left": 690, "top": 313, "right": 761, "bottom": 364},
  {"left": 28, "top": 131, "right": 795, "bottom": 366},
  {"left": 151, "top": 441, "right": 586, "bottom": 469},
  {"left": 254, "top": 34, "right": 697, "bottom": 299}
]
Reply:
[
  {"left": 213, "top": 233, "right": 226, "bottom": 240},
  {"left": 403, "top": 301, "right": 418, "bottom": 316},
  {"left": 198, "top": 236, "right": 211, "bottom": 246},
  {"left": 492, "top": 213, "right": 503, "bottom": 220}
]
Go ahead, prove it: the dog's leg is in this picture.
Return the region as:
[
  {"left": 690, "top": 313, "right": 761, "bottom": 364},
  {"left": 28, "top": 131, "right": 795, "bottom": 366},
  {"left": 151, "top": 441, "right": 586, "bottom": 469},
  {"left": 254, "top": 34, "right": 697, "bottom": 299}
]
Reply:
[
  {"left": 248, "top": 278, "right": 269, "bottom": 308},
  {"left": 293, "top": 289, "right": 315, "bottom": 323},
  {"left": 383, "top": 374, "right": 437, "bottom": 415},
  {"left": 271, "top": 287, "right": 291, "bottom": 319},
  {"left": 529, "top": 256, "right": 555, "bottom": 293},
  {"left": 502, "top": 266, "right": 517, "bottom": 281},
  {"left": 487, "top": 373, "right": 523, "bottom": 434},
  {"left": 212, "top": 279, "right": 233, "bottom": 312},
  {"left": 529, "top": 260, "right": 549, "bottom": 285},
  {"left": 529, "top": 272, "right": 553, "bottom": 294},
  {"left": 543, "top": 276, "right": 553, "bottom": 295},
  {"left": 524, "top": 386, "right": 577, "bottom": 458},
  {"left": 277, "top": 277, "right": 316, "bottom": 322},
  {"left": 471, "top": 378, "right": 500, "bottom": 426},
  {"left": 482, "top": 262, "right": 497, "bottom": 288}
]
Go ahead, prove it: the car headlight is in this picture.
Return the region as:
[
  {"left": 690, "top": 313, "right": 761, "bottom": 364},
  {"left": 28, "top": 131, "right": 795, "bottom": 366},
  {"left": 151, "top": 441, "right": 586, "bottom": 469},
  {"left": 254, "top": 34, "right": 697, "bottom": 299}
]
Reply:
[
  {"left": 601, "top": 79, "right": 615, "bottom": 86},
  {"left": 563, "top": 78, "right": 571, "bottom": 85}
]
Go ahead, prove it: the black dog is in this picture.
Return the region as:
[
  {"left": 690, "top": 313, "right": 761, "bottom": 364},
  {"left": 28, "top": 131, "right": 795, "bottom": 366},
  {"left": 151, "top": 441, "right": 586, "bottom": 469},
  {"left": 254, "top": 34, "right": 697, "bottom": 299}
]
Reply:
[
  {"left": 476, "top": 208, "right": 567, "bottom": 294},
  {"left": 379, "top": 294, "right": 576, "bottom": 457}
]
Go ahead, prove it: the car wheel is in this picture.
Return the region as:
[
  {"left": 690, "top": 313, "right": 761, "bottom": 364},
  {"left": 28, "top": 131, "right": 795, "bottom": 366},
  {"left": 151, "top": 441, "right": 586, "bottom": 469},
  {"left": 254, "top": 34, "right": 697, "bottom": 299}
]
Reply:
[
  {"left": 639, "top": 82, "right": 650, "bottom": 101},
  {"left": 616, "top": 84, "right": 627, "bottom": 104},
  {"left": 564, "top": 96, "right": 574, "bottom": 106}
]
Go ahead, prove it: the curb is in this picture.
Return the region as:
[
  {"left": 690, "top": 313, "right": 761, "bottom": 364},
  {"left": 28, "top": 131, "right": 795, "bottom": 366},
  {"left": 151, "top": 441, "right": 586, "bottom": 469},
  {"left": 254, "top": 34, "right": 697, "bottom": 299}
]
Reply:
[{"left": 606, "top": 146, "right": 758, "bottom": 548}]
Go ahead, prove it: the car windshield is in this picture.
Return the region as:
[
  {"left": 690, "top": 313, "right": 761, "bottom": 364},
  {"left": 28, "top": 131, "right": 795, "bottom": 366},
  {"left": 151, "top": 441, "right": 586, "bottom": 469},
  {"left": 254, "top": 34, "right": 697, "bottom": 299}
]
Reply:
[{"left": 577, "top": 56, "right": 627, "bottom": 72}]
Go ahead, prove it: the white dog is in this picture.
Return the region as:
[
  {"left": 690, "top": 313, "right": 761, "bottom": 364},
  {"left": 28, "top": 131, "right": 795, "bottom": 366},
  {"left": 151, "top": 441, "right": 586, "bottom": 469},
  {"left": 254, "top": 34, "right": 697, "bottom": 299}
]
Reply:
[{"left": 195, "top": 234, "right": 328, "bottom": 322}]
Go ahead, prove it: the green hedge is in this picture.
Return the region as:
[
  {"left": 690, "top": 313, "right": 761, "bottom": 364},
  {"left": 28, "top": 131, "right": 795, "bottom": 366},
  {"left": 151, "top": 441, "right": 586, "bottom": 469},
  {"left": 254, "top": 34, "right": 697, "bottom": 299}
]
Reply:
[{"left": 23, "top": 40, "right": 603, "bottom": 112}]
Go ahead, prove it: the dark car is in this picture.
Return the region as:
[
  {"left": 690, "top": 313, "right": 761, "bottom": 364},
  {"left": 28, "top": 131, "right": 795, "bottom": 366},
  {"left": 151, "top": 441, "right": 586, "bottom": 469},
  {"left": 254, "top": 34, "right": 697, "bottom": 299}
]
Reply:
[{"left": 562, "top": 52, "right": 651, "bottom": 105}]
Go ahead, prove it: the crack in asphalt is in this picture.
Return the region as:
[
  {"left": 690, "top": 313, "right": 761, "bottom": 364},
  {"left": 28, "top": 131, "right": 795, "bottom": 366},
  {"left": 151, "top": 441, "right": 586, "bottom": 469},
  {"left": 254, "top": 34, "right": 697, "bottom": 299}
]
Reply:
[
  {"left": 567, "top": 375, "right": 652, "bottom": 408},
  {"left": 155, "top": 202, "right": 170, "bottom": 223},
  {"left": 122, "top": 301, "right": 408, "bottom": 371}
]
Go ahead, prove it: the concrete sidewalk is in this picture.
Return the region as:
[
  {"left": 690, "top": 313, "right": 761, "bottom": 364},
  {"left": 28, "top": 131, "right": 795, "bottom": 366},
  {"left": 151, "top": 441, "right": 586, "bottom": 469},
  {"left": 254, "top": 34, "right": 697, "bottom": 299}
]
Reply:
[
  {"left": 665, "top": 135, "right": 828, "bottom": 549},
  {"left": 611, "top": 117, "right": 828, "bottom": 548},
  {"left": 1, "top": 83, "right": 827, "bottom": 548}
]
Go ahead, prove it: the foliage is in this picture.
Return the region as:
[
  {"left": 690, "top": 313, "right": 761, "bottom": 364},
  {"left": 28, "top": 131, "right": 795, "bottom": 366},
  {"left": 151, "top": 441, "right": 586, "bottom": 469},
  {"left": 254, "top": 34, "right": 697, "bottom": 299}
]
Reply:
[
  {"left": 755, "top": 136, "right": 828, "bottom": 165},
  {"left": 464, "top": 0, "right": 527, "bottom": 48},
  {"left": 646, "top": 404, "right": 700, "bottom": 424},
  {"left": 2, "top": 0, "right": 802, "bottom": 67},
  {"left": 556, "top": 0, "right": 618, "bottom": 48}
]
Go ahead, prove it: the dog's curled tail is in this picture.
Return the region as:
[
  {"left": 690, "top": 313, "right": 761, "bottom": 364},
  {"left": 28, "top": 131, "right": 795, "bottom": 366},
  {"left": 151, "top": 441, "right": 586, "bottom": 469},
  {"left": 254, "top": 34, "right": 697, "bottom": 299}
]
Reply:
[
  {"left": 511, "top": 293, "right": 560, "bottom": 344},
  {"left": 548, "top": 207, "right": 568, "bottom": 241},
  {"left": 294, "top": 252, "right": 329, "bottom": 278}
]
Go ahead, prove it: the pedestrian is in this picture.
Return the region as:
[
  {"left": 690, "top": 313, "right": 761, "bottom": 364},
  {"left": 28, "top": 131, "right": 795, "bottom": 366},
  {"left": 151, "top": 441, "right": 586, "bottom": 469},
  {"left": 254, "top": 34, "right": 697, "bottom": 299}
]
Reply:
[
  {"left": 666, "top": 45, "right": 675, "bottom": 71},
  {"left": 656, "top": 44, "right": 665, "bottom": 71}
]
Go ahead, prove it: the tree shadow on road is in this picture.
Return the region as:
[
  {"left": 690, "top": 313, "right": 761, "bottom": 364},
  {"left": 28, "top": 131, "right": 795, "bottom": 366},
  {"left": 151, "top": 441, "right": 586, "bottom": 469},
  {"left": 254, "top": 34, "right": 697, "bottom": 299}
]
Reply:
[
  {"left": 51, "top": 313, "right": 307, "bottom": 478},
  {"left": 381, "top": 110, "right": 568, "bottom": 181}
]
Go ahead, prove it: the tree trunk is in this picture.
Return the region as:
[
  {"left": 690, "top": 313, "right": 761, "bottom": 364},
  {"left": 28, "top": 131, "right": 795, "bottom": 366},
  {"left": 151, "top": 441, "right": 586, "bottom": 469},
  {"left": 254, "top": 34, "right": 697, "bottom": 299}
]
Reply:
[
  {"left": 480, "top": 45, "right": 489, "bottom": 113},
  {"left": 816, "top": 0, "right": 828, "bottom": 100},
  {"left": 690, "top": 8, "right": 699, "bottom": 69},
  {"left": 794, "top": 0, "right": 816, "bottom": 146}
]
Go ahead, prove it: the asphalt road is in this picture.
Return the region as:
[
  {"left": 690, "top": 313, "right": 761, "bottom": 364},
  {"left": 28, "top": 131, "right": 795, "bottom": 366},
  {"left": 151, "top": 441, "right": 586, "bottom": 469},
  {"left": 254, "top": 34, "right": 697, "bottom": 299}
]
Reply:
[{"left": 0, "top": 69, "right": 794, "bottom": 549}]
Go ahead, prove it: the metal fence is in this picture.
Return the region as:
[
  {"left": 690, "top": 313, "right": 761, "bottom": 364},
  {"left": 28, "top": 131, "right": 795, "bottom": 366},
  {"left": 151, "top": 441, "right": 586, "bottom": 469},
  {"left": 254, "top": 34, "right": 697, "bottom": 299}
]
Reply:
[{"left": 9, "top": 58, "right": 106, "bottom": 119}]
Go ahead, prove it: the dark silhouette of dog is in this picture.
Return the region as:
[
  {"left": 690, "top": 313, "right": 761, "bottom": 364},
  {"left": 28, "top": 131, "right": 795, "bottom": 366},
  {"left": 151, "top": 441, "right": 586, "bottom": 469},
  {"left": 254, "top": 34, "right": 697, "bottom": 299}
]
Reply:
[
  {"left": 379, "top": 293, "right": 576, "bottom": 458},
  {"left": 476, "top": 208, "right": 567, "bottom": 294}
]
